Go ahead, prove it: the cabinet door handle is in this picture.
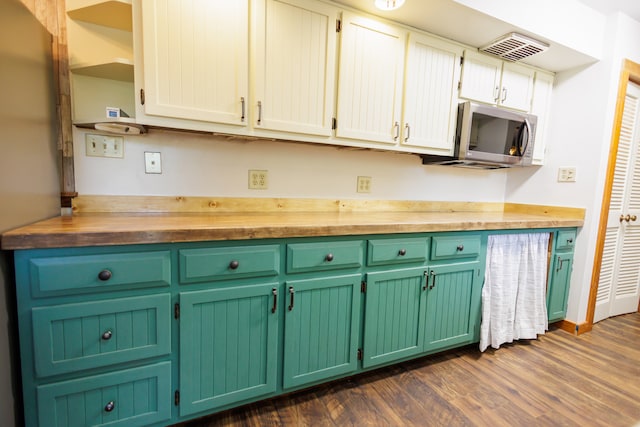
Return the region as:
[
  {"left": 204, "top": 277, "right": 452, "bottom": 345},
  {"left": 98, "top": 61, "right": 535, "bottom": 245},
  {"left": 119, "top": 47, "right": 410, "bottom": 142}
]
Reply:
[
  {"left": 229, "top": 260, "right": 240, "bottom": 270},
  {"left": 398, "top": 248, "right": 407, "bottom": 256},
  {"left": 288, "top": 286, "right": 295, "bottom": 311},
  {"left": 271, "top": 288, "right": 278, "bottom": 314},
  {"left": 422, "top": 270, "right": 428, "bottom": 291},
  {"left": 494, "top": 86, "right": 500, "bottom": 102},
  {"left": 101, "top": 330, "right": 113, "bottom": 341},
  {"left": 257, "top": 101, "right": 262, "bottom": 125},
  {"left": 104, "top": 401, "right": 115, "bottom": 413},
  {"left": 404, "top": 124, "right": 410, "bottom": 142},
  {"left": 501, "top": 87, "right": 508, "bottom": 103},
  {"left": 240, "top": 97, "right": 245, "bottom": 122},
  {"left": 325, "top": 253, "right": 334, "bottom": 262},
  {"left": 393, "top": 121, "right": 400, "bottom": 141},
  {"left": 429, "top": 270, "right": 436, "bottom": 290},
  {"left": 456, "top": 244, "right": 464, "bottom": 252},
  {"left": 556, "top": 256, "right": 564, "bottom": 272},
  {"left": 98, "top": 269, "right": 112, "bottom": 281}
]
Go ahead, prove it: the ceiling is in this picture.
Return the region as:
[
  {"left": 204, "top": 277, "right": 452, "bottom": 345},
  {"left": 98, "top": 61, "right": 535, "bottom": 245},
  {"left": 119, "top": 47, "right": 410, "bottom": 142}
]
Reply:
[{"left": 333, "top": 0, "right": 639, "bottom": 72}]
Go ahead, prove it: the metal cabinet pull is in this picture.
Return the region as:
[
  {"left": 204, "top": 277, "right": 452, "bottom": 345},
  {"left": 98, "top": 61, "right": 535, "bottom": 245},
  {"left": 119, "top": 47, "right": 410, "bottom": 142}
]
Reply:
[
  {"left": 494, "top": 86, "right": 500, "bottom": 102},
  {"left": 240, "top": 97, "right": 245, "bottom": 122},
  {"left": 101, "top": 330, "right": 112, "bottom": 341},
  {"left": 98, "top": 269, "right": 112, "bottom": 281},
  {"left": 398, "top": 248, "right": 407, "bottom": 256},
  {"left": 456, "top": 244, "right": 464, "bottom": 252},
  {"left": 271, "top": 288, "right": 278, "bottom": 314},
  {"left": 393, "top": 122, "right": 400, "bottom": 141},
  {"left": 104, "top": 401, "right": 115, "bottom": 412},
  {"left": 422, "top": 270, "right": 429, "bottom": 291},
  {"left": 501, "top": 87, "right": 508, "bottom": 102},
  {"left": 229, "top": 260, "right": 240, "bottom": 270},
  {"left": 288, "top": 286, "right": 295, "bottom": 311},
  {"left": 404, "top": 124, "right": 410, "bottom": 142},
  {"left": 257, "top": 101, "right": 262, "bottom": 125},
  {"left": 429, "top": 270, "right": 436, "bottom": 290},
  {"left": 325, "top": 253, "right": 334, "bottom": 262},
  {"left": 556, "top": 256, "right": 564, "bottom": 272}
]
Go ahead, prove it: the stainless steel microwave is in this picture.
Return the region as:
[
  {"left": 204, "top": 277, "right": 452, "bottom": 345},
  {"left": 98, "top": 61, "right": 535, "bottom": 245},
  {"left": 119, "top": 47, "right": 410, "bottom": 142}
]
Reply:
[{"left": 422, "top": 101, "right": 537, "bottom": 169}]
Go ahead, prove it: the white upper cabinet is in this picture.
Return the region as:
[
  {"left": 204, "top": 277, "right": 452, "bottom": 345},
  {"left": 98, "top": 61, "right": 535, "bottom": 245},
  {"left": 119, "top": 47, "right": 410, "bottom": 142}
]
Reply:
[
  {"left": 459, "top": 50, "right": 534, "bottom": 112},
  {"left": 253, "top": 0, "right": 339, "bottom": 137},
  {"left": 400, "top": 33, "right": 463, "bottom": 154},
  {"left": 530, "top": 70, "right": 554, "bottom": 164},
  {"left": 336, "top": 12, "right": 406, "bottom": 144},
  {"left": 140, "top": 0, "right": 249, "bottom": 126}
]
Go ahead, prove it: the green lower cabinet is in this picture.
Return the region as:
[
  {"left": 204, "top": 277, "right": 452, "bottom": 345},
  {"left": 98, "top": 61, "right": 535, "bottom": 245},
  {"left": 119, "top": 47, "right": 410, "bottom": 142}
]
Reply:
[
  {"left": 179, "top": 283, "right": 279, "bottom": 417},
  {"left": 36, "top": 362, "right": 172, "bottom": 427},
  {"left": 547, "top": 252, "right": 574, "bottom": 322},
  {"left": 362, "top": 267, "right": 428, "bottom": 368},
  {"left": 423, "top": 262, "right": 482, "bottom": 353},
  {"left": 283, "top": 274, "right": 361, "bottom": 389}
]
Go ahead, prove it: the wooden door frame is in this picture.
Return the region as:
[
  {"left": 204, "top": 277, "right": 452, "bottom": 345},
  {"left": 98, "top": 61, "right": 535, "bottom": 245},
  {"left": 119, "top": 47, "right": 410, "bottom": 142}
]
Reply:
[{"left": 586, "top": 59, "right": 640, "bottom": 331}]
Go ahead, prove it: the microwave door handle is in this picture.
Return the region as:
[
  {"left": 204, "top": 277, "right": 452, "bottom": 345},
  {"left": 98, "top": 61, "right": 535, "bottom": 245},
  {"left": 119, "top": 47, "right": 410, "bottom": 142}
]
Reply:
[{"left": 520, "top": 118, "right": 531, "bottom": 156}]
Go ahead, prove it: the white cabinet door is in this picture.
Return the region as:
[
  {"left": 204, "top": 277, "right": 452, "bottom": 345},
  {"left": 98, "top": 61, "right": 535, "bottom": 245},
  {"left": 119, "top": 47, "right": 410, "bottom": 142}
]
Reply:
[
  {"left": 140, "top": 0, "right": 249, "bottom": 125},
  {"left": 253, "top": 0, "right": 338, "bottom": 136},
  {"left": 459, "top": 50, "right": 502, "bottom": 106},
  {"left": 459, "top": 50, "right": 534, "bottom": 112},
  {"left": 336, "top": 12, "right": 405, "bottom": 144},
  {"left": 530, "top": 71, "right": 554, "bottom": 164},
  {"left": 401, "top": 33, "right": 462, "bottom": 154},
  {"left": 500, "top": 62, "right": 535, "bottom": 111}
]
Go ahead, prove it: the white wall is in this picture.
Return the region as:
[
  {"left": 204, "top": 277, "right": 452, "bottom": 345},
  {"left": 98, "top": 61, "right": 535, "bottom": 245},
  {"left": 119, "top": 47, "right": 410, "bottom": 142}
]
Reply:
[
  {"left": 506, "top": 12, "right": 640, "bottom": 324},
  {"left": 74, "top": 127, "right": 508, "bottom": 201}
]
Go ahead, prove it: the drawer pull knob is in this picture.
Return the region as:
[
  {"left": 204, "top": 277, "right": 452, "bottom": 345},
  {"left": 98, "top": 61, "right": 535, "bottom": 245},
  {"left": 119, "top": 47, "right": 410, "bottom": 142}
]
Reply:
[
  {"left": 325, "top": 253, "right": 334, "bottom": 262},
  {"left": 98, "top": 269, "right": 112, "bottom": 281},
  {"left": 456, "top": 244, "right": 464, "bottom": 252},
  {"left": 101, "top": 330, "right": 113, "bottom": 340},
  {"left": 567, "top": 238, "right": 574, "bottom": 244},
  {"left": 104, "top": 401, "right": 115, "bottom": 412},
  {"left": 398, "top": 249, "right": 407, "bottom": 256},
  {"left": 229, "top": 260, "right": 240, "bottom": 270}
]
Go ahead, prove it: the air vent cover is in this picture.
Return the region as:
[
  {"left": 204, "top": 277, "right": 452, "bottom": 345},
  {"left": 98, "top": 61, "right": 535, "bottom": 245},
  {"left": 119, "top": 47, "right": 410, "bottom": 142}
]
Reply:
[{"left": 480, "top": 33, "right": 549, "bottom": 62}]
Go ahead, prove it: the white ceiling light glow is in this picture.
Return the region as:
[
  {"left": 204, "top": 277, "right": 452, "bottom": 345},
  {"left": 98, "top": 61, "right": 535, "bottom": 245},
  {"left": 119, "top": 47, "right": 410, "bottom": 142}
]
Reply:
[{"left": 374, "top": 0, "right": 405, "bottom": 11}]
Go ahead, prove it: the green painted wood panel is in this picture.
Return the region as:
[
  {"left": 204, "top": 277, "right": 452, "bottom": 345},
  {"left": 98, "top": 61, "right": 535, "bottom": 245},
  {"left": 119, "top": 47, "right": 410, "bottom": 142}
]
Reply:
[
  {"left": 179, "top": 283, "right": 278, "bottom": 416},
  {"left": 286, "top": 241, "right": 364, "bottom": 273},
  {"left": 32, "top": 294, "right": 171, "bottom": 377},
  {"left": 29, "top": 251, "right": 171, "bottom": 297},
  {"left": 367, "top": 238, "right": 429, "bottom": 266},
  {"left": 430, "top": 234, "right": 481, "bottom": 261},
  {"left": 363, "top": 267, "right": 427, "bottom": 368},
  {"left": 555, "top": 230, "right": 577, "bottom": 251},
  {"left": 423, "top": 262, "right": 481, "bottom": 352},
  {"left": 179, "top": 245, "right": 280, "bottom": 283},
  {"left": 283, "top": 274, "right": 361, "bottom": 389},
  {"left": 547, "top": 252, "right": 573, "bottom": 322},
  {"left": 36, "top": 362, "right": 171, "bottom": 427}
]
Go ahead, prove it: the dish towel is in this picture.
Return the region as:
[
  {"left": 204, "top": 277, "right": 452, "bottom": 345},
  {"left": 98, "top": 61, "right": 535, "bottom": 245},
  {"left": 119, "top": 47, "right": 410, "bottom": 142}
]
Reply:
[{"left": 480, "top": 233, "right": 549, "bottom": 352}]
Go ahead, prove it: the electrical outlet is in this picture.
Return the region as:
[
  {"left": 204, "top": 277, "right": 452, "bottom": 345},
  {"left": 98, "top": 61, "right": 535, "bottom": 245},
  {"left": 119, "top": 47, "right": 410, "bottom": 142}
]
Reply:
[
  {"left": 144, "top": 152, "right": 162, "bottom": 174},
  {"left": 357, "top": 176, "right": 372, "bottom": 193},
  {"left": 558, "top": 167, "right": 576, "bottom": 182},
  {"left": 249, "top": 170, "right": 268, "bottom": 190},
  {"left": 85, "top": 134, "right": 124, "bottom": 158}
]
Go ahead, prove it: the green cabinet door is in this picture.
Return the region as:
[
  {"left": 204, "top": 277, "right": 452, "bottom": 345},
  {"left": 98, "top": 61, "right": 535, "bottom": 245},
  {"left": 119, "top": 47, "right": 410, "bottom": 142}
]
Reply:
[
  {"left": 179, "top": 283, "right": 279, "bottom": 416},
  {"left": 362, "top": 267, "right": 428, "bottom": 368},
  {"left": 283, "top": 274, "right": 361, "bottom": 389},
  {"left": 547, "top": 252, "right": 574, "bottom": 322},
  {"left": 423, "top": 262, "right": 482, "bottom": 353}
]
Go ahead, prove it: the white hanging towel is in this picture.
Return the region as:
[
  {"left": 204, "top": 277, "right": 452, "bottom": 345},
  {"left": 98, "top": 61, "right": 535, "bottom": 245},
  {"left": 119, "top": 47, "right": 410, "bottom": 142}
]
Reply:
[{"left": 480, "top": 233, "right": 549, "bottom": 352}]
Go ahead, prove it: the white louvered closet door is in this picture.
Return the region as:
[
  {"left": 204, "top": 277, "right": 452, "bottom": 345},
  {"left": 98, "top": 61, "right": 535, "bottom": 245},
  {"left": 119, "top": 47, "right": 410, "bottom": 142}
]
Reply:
[
  {"left": 595, "top": 82, "right": 640, "bottom": 322},
  {"left": 141, "top": 0, "right": 249, "bottom": 125}
]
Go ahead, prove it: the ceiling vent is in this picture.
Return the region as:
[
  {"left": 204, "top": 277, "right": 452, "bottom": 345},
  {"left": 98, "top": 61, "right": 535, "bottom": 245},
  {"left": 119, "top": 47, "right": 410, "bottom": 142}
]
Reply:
[{"left": 480, "top": 33, "right": 549, "bottom": 62}]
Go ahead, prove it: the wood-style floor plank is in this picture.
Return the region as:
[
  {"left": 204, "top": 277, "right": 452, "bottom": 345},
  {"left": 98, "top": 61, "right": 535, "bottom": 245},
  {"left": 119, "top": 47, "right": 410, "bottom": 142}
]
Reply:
[{"left": 179, "top": 313, "right": 640, "bottom": 427}]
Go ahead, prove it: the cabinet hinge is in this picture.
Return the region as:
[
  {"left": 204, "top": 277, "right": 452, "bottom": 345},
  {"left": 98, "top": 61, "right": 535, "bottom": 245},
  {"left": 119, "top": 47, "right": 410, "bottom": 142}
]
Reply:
[
  {"left": 174, "top": 390, "right": 180, "bottom": 406},
  {"left": 336, "top": 19, "right": 341, "bottom": 32},
  {"left": 332, "top": 117, "right": 337, "bottom": 130},
  {"left": 174, "top": 303, "right": 180, "bottom": 319},
  {"left": 357, "top": 348, "right": 363, "bottom": 360},
  {"left": 140, "top": 88, "right": 145, "bottom": 106},
  {"left": 361, "top": 281, "right": 367, "bottom": 293}
]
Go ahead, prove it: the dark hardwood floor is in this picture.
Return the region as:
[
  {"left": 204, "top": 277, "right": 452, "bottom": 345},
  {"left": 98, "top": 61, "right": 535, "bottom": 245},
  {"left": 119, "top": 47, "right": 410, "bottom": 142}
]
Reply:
[{"left": 182, "top": 313, "right": 640, "bottom": 427}]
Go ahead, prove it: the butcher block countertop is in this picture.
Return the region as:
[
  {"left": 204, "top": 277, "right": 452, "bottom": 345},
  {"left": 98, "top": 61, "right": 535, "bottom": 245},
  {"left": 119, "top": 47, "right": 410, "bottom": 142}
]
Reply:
[{"left": 1, "top": 196, "right": 586, "bottom": 250}]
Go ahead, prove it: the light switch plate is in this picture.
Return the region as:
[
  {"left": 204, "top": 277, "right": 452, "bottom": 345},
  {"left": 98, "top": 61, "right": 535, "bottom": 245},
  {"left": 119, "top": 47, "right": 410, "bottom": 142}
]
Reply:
[
  {"left": 85, "top": 134, "right": 124, "bottom": 158},
  {"left": 145, "top": 152, "right": 162, "bottom": 174}
]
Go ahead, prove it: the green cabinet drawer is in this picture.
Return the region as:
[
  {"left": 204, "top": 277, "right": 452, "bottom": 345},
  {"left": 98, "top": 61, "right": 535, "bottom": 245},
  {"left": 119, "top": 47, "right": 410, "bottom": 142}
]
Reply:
[
  {"left": 179, "top": 244, "right": 280, "bottom": 283},
  {"left": 286, "top": 241, "right": 364, "bottom": 273},
  {"left": 36, "top": 362, "right": 172, "bottom": 427},
  {"left": 32, "top": 294, "right": 171, "bottom": 378},
  {"left": 367, "top": 237, "right": 428, "bottom": 266},
  {"left": 430, "top": 235, "right": 481, "bottom": 261},
  {"left": 29, "top": 251, "right": 171, "bottom": 297},
  {"left": 556, "top": 230, "right": 576, "bottom": 251}
]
